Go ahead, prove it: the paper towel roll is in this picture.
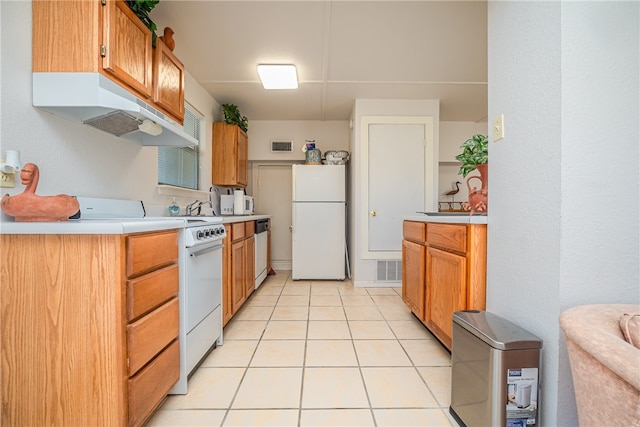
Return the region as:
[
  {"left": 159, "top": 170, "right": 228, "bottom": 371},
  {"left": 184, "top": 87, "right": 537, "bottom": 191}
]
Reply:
[{"left": 233, "top": 189, "right": 244, "bottom": 214}]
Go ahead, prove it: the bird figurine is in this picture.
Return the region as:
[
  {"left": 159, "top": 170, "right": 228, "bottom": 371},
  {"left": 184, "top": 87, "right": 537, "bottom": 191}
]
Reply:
[
  {"left": 159, "top": 27, "right": 175, "bottom": 51},
  {"left": 445, "top": 181, "right": 461, "bottom": 198},
  {"left": 1, "top": 163, "right": 79, "bottom": 222}
]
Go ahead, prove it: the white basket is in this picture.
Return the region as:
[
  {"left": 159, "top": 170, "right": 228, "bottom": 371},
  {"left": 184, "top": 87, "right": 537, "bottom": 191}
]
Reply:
[{"left": 325, "top": 150, "right": 350, "bottom": 164}]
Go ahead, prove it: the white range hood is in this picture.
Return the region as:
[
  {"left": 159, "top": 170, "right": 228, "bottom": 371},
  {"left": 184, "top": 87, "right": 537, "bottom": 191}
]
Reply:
[{"left": 33, "top": 72, "right": 198, "bottom": 147}]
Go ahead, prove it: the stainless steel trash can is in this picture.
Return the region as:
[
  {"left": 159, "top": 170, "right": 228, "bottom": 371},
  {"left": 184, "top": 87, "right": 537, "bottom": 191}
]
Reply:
[{"left": 450, "top": 310, "right": 543, "bottom": 427}]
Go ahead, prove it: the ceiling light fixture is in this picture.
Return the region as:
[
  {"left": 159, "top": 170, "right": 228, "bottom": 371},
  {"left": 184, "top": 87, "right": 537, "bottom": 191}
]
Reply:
[{"left": 257, "top": 64, "right": 298, "bottom": 89}]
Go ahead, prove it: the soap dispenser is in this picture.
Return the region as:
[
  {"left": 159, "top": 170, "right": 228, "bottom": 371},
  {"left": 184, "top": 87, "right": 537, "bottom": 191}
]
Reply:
[{"left": 168, "top": 198, "right": 180, "bottom": 216}]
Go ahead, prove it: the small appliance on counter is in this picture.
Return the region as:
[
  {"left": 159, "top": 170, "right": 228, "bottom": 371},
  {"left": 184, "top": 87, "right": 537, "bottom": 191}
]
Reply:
[
  {"left": 209, "top": 186, "right": 222, "bottom": 216},
  {"left": 212, "top": 187, "right": 254, "bottom": 215},
  {"left": 233, "top": 189, "right": 254, "bottom": 215},
  {"left": 220, "top": 195, "right": 234, "bottom": 215}
]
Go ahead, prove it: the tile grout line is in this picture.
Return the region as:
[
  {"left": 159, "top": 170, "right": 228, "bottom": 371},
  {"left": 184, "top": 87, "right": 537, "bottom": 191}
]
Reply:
[{"left": 222, "top": 272, "right": 290, "bottom": 422}]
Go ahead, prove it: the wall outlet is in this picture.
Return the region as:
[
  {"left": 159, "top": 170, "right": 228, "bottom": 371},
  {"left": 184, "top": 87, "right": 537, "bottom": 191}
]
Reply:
[
  {"left": 493, "top": 114, "right": 505, "bottom": 142},
  {"left": 1, "top": 171, "right": 15, "bottom": 188}
]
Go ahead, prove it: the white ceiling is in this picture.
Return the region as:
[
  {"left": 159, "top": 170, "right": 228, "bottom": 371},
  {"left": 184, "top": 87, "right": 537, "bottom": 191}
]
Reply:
[{"left": 152, "top": 1, "right": 488, "bottom": 122}]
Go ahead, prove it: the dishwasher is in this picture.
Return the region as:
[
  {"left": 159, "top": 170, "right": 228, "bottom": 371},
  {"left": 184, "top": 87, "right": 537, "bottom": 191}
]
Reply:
[{"left": 254, "top": 218, "right": 269, "bottom": 289}]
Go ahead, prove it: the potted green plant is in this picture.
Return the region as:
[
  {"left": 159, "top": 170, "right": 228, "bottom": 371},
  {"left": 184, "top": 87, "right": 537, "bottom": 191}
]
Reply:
[
  {"left": 126, "top": 0, "right": 160, "bottom": 46},
  {"left": 221, "top": 103, "right": 249, "bottom": 132},
  {"left": 455, "top": 134, "right": 488, "bottom": 177},
  {"left": 455, "top": 134, "right": 488, "bottom": 214}
]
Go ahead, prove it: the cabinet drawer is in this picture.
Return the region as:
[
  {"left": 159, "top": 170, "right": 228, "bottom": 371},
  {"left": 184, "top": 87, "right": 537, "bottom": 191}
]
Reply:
[
  {"left": 403, "top": 221, "right": 426, "bottom": 244},
  {"left": 126, "top": 231, "right": 178, "bottom": 277},
  {"left": 128, "top": 339, "right": 180, "bottom": 427},
  {"left": 427, "top": 223, "right": 467, "bottom": 254},
  {"left": 127, "top": 297, "right": 179, "bottom": 375},
  {"left": 231, "top": 222, "right": 246, "bottom": 242},
  {"left": 245, "top": 220, "right": 255, "bottom": 236},
  {"left": 126, "top": 264, "right": 178, "bottom": 321}
]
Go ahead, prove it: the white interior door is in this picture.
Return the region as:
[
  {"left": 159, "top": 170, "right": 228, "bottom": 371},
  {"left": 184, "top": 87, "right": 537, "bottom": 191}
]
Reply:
[
  {"left": 252, "top": 164, "right": 292, "bottom": 269},
  {"left": 361, "top": 116, "right": 435, "bottom": 259}
]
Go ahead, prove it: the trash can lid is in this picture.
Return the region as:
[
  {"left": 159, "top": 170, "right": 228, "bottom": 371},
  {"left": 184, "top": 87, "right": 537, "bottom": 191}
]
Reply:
[{"left": 453, "top": 310, "right": 543, "bottom": 350}]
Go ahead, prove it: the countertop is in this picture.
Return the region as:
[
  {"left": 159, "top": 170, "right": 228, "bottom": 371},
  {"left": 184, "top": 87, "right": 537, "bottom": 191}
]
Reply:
[
  {"left": 220, "top": 214, "right": 271, "bottom": 224},
  {"left": 0, "top": 214, "right": 272, "bottom": 235},
  {"left": 0, "top": 218, "right": 186, "bottom": 234},
  {"left": 404, "top": 213, "right": 488, "bottom": 224}
]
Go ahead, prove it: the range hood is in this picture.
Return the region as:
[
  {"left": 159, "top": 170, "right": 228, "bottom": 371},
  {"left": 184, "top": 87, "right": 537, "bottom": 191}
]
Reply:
[{"left": 33, "top": 72, "right": 198, "bottom": 147}]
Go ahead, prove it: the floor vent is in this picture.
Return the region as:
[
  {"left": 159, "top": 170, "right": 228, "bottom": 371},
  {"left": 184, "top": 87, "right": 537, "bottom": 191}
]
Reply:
[
  {"left": 271, "top": 140, "right": 293, "bottom": 152},
  {"left": 376, "top": 260, "right": 402, "bottom": 282}
]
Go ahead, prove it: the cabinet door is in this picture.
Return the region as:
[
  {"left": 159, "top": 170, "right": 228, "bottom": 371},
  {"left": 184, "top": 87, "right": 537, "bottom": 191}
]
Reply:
[
  {"left": 236, "top": 127, "right": 248, "bottom": 186},
  {"left": 426, "top": 247, "right": 466, "bottom": 349},
  {"left": 222, "top": 225, "right": 233, "bottom": 325},
  {"left": 245, "top": 236, "right": 255, "bottom": 298},
  {"left": 212, "top": 123, "right": 249, "bottom": 187},
  {"left": 231, "top": 240, "right": 246, "bottom": 313},
  {"left": 402, "top": 239, "right": 426, "bottom": 320},
  {"left": 102, "top": 0, "right": 153, "bottom": 98},
  {"left": 153, "top": 38, "right": 185, "bottom": 124}
]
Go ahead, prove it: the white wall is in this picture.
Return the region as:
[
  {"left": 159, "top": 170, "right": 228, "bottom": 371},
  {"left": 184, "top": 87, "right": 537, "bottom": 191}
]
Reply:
[
  {"left": 488, "top": 2, "right": 639, "bottom": 426},
  {"left": 0, "top": 1, "right": 220, "bottom": 222},
  {"left": 247, "top": 120, "right": 349, "bottom": 162},
  {"left": 350, "top": 99, "right": 440, "bottom": 286}
]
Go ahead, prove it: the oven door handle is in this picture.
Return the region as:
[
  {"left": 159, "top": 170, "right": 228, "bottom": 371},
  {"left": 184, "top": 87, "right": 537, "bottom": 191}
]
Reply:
[{"left": 189, "top": 242, "right": 224, "bottom": 258}]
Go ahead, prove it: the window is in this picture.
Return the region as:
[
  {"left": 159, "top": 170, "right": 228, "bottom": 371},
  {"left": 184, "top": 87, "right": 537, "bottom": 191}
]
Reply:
[{"left": 158, "top": 104, "right": 202, "bottom": 189}]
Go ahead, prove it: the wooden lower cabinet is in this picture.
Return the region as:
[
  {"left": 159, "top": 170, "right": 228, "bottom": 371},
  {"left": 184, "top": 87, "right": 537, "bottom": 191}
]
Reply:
[
  {"left": 222, "top": 220, "right": 256, "bottom": 325},
  {"left": 402, "top": 239, "right": 426, "bottom": 320},
  {"left": 0, "top": 230, "right": 180, "bottom": 427},
  {"left": 245, "top": 235, "right": 255, "bottom": 297},
  {"left": 401, "top": 220, "right": 487, "bottom": 350},
  {"left": 425, "top": 247, "right": 467, "bottom": 348},
  {"left": 222, "top": 224, "right": 234, "bottom": 325},
  {"left": 231, "top": 238, "right": 248, "bottom": 312}
]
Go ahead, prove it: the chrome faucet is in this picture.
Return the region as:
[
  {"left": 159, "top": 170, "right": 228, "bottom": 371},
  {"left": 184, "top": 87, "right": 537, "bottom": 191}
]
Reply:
[
  {"left": 185, "top": 200, "right": 200, "bottom": 216},
  {"left": 186, "top": 200, "right": 213, "bottom": 216}
]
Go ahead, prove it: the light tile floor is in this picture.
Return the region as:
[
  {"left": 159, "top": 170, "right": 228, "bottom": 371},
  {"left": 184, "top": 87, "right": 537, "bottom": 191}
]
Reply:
[{"left": 148, "top": 271, "right": 457, "bottom": 427}]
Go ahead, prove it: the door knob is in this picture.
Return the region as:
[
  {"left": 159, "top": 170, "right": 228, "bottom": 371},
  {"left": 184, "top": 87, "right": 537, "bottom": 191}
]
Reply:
[
  {"left": 289, "top": 225, "right": 293, "bottom": 231},
  {"left": 370, "top": 211, "right": 377, "bottom": 217}
]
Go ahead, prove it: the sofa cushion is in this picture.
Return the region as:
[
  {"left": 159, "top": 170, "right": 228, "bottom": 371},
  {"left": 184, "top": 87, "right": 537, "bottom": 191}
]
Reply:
[{"left": 620, "top": 313, "right": 640, "bottom": 349}]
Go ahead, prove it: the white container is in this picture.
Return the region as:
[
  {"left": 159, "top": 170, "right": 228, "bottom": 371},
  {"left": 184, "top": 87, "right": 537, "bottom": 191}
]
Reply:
[
  {"left": 220, "top": 195, "right": 234, "bottom": 215},
  {"left": 233, "top": 190, "right": 244, "bottom": 215}
]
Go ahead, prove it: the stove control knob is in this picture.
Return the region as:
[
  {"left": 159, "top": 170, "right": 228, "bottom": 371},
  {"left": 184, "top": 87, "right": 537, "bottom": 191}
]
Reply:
[{"left": 197, "top": 230, "right": 204, "bottom": 239}]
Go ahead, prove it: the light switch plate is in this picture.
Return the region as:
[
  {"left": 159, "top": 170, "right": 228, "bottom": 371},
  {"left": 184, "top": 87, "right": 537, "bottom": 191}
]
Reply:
[{"left": 493, "top": 114, "right": 505, "bottom": 142}]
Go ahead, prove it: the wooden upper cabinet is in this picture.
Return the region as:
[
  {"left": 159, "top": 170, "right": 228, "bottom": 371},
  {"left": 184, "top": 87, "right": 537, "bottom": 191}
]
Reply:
[
  {"left": 153, "top": 38, "right": 185, "bottom": 124},
  {"left": 32, "top": 0, "right": 185, "bottom": 123},
  {"left": 101, "top": 0, "right": 153, "bottom": 98},
  {"left": 32, "top": 0, "right": 101, "bottom": 72},
  {"left": 212, "top": 123, "right": 249, "bottom": 187}
]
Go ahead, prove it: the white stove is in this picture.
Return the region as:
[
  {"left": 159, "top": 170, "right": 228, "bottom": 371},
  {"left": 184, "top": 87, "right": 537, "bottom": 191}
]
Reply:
[{"left": 75, "top": 197, "right": 225, "bottom": 395}]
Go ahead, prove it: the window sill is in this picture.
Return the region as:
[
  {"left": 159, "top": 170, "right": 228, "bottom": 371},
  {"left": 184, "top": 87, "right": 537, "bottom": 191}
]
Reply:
[{"left": 156, "top": 185, "right": 210, "bottom": 199}]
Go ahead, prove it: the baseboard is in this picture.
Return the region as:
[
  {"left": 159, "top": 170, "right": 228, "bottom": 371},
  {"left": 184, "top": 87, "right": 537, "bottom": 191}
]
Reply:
[
  {"left": 353, "top": 280, "right": 401, "bottom": 288},
  {"left": 271, "top": 261, "right": 292, "bottom": 272}
]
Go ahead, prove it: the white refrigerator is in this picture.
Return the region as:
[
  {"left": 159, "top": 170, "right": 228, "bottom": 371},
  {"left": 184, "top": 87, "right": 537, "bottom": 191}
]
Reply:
[{"left": 292, "top": 164, "right": 345, "bottom": 280}]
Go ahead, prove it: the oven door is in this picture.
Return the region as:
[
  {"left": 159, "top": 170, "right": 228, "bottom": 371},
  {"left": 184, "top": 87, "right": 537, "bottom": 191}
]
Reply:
[{"left": 185, "top": 241, "right": 223, "bottom": 333}]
